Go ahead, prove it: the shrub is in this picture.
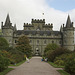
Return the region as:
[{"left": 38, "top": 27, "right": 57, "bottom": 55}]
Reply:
[
  {"left": 44, "top": 43, "right": 59, "bottom": 58},
  {"left": 54, "top": 60, "right": 64, "bottom": 66},
  {"left": 64, "top": 52, "right": 75, "bottom": 75},
  {"left": 7, "top": 48, "right": 25, "bottom": 64},
  {"left": 47, "top": 47, "right": 70, "bottom": 62},
  {"left": 0, "top": 55, "right": 10, "bottom": 72},
  {"left": 44, "top": 43, "right": 59, "bottom": 53},
  {"left": 54, "top": 53, "right": 70, "bottom": 66},
  {"left": 0, "top": 37, "right": 9, "bottom": 50},
  {"left": 65, "top": 56, "right": 75, "bottom": 75}
]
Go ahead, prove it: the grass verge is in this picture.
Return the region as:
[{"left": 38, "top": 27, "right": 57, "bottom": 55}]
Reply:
[
  {"left": 10, "top": 60, "right": 26, "bottom": 66},
  {"left": 48, "top": 61, "right": 64, "bottom": 68},
  {"left": 57, "top": 70, "right": 70, "bottom": 75},
  {"left": 0, "top": 68, "right": 13, "bottom": 75}
]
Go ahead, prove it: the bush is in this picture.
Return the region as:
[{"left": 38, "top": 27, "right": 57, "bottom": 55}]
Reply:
[
  {"left": 44, "top": 43, "right": 59, "bottom": 58},
  {"left": 47, "top": 47, "right": 70, "bottom": 62},
  {"left": 0, "top": 55, "right": 10, "bottom": 72},
  {"left": 64, "top": 53, "right": 75, "bottom": 75},
  {"left": 54, "top": 60, "right": 64, "bottom": 66},
  {"left": 1, "top": 47, "right": 25, "bottom": 64},
  {"left": 7, "top": 48, "right": 25, "bottom": 64},
  {"left": 54, "top": 54, "right": 70, "bottom": 66},
  {"left": 44, "top": 43, "right": 59, "bottom": 53},
  {"left": 0, "top": 37, "right": 9, "bottom": 50}
]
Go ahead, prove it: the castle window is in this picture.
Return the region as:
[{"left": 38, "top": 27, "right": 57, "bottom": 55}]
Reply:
[
  {"left": 15, "top": 40, "right": 17, "bottom": 43},
  {"left": 37, "top": 40, "right": 39, "bottom": 44},
  {"left": 30, "top": 40, "right": 32, "bottom": 44},
  {"left": 44, "top": 40, "right": 46, "bottom": 44},
  {"left": 52, "top": 41, "right": 54, "bottom": 43},
  {"left": 55, "top": 34, "right": 58, "bottom": 36},
  {"left": 9, "top": 39, "right": 11, "bottom": 43},
  {"left": 59, "top": 41, "right": 61, "bottom": 44}
]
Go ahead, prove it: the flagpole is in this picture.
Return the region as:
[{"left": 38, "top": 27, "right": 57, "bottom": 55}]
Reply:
[{"left": 42, "top": 13, "right": 44, "bottom": 19}]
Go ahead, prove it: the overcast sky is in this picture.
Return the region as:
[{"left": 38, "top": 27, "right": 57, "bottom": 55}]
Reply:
[{"left": 0, "top": 0, "right": 75, "bottom": 30}]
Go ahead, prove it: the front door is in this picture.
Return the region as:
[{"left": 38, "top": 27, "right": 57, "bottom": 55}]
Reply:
[{"left": 35, "top": 48, "right": 39, "bottom": 55}]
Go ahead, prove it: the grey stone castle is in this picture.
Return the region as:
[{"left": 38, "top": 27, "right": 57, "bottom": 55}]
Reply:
[{"left": 1, "top": 14, "right": 74, "bottom": 55}]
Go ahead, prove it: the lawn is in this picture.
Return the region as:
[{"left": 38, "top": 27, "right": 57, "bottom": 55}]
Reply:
[
  {"left": 48, "top": 61, "right": 64, "bottom": 68},
  {"left": 57, "top": 70, "right": 70, "bottom": 75},
  {"left": 48, "top": 61, "right": 71, "bottom": 75},
  {"left": 10, "top": 60, "right": 26, "bottom": 66},
  {"left": 0, "top": 68, "right": 13, "bottom": 75}
]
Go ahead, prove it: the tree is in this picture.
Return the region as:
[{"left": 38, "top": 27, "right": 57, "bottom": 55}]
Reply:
[
  {"left": 0, "top": 37, "right": 9, "bottom": 50},
  {"left": 0, "top": 51, "right": 10, "bottom": 72},
  {"left": 44, "top": 43, "right": 59, "bottom": 53},
  {"left": 16, "top": 35, "right": 32, "bottom": 57}
]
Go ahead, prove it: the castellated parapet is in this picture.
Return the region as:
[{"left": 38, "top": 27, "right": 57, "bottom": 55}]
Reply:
[
  {"left": 31, "top": 19, "right": 45, "bottom": 23},
  {"left": 24, "top": 23, "right": 33, "bottom": 27},
  {"left": 43, "top": 23, "right": 53, "bottom": 28}
]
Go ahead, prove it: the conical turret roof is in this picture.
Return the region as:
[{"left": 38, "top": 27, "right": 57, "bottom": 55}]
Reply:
[
  {"left": 66, "top": 15, "right": 71, "bottom": 27},
  {"left": 5, "top": 14, "right": 11, "bottom": 26}
]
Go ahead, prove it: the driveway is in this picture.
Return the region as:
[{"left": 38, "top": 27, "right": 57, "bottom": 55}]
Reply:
[{"left": 6, "top": 56, "right": 61, "bottom": 75}]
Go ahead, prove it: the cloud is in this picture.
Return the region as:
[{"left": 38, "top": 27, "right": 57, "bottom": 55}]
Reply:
[{"left": 0, "top": 0, "right": 75, "bottom": 30}]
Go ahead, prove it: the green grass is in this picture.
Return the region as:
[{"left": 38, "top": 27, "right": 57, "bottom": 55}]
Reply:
[
  {"left": 10, "top": 60, "right": 26, "bottom": 66},
  {"left": 57, "top": 70, "right": 70, "bottom": 75},
  {"left": 0, "top": 68, "right": 13, "bottom": 75},
  {"left": 48, "top": 61, "right": 64, "bottom": 68}
]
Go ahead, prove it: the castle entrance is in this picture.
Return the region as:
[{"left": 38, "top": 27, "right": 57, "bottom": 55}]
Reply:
[{"left": 35, "top": 48, "right": 39, "bottom": 56}]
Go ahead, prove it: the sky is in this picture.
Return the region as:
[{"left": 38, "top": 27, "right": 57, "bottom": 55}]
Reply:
[{"left": 0, "top": 0, "right": 75, "bottom": 30}]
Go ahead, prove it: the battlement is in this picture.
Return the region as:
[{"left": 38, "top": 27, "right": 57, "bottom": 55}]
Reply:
[
  {"left": 24, "top": 23, "right": 33, "bottom": 27},
  {"left": 32, "top": 19, "right": 45, "bottom": 23},
  {"left": 43, "top": 23, "right": 53, "bottom": 28}
]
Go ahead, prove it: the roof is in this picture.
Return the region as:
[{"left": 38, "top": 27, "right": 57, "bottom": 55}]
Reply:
[{"left": 16, "top": 30, "right": 61, "bottom": 36}]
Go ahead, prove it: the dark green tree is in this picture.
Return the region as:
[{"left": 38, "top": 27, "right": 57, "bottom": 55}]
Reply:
[
  {"left": 0, "top": 37, "right": 9, "bottom": 50},
  {"left": 16, "top": 35, "right": 32, "bottom": 57},
  {"left": 44, "top": 43, "right": 59, "bottom": 53}
]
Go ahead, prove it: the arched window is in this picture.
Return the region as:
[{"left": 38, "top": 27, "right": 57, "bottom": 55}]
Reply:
[
  {"left": 37, "top": 40, "right": 39, "bottom": 44},
  {"left": 59, "top": 41, "right": 61, "bottom": 44},
  {"left": 44, "top": 40, "right": 46, "bottom": 44},
  {"left": 15, "top": 40, "right": 17, "bottom": 43},
  {"left": 30, "top": 40, "right": 32, "bottom": 44},
  {"left": 52, "top": 41, "right": 54, "bottom": 43}
]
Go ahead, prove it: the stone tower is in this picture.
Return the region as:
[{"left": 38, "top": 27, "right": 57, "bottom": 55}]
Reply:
[
  {"left": 63, "top": 15, "right": 74, "bottom": 51},
  {"left": 1, "top": 14, "right": 14, "bottom": 47}
]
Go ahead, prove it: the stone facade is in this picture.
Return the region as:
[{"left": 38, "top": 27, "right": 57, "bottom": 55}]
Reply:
[{"left": 1, "top": 14, "right": 75, "bottom": 55}]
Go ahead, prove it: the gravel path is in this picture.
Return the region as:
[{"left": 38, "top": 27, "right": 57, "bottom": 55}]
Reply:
[{"left": 6, "top": 57, "right": 62, "bottom": 75}]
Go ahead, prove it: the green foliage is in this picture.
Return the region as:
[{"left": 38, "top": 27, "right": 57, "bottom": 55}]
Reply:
[
  {"left": 7, "top": 47, "right": 25, "bottom": 64},
  {"left": 0, "top": 48, "right": 25, "bottom": 64},
  {"left": 44, "top": 43, "right": 59, "bottom": 53},
  {"left": 48, "top": 62, "right": 64, "bottom": 68},
  {"left": 0, "top": 68, "right": 13, "bottom": 75},
  {"left": 0, "top": 37, "right": 9, "bottom": 50},
  {"left": 54, "top": 54, "right": 69, "bottom": 66},
  {"left": 47, "top": 47, "right": 70, "bottom": 62},
  {"left": 44, "top": 43, "right": 59, "bottom": 58},
  {"left": 0, "top": 55, "right": 10, "bottom": 72},
  {"left": 54, "top": 60, "right": 64, "bottom": 66},
  {"left": 57, "top": 70, "right": 70, "bottom": 75},
  {"left": 64, "top": 53, "right": 75, "bottom": 75},
  {"left": 16, "top": 35, "right": 32, "bottom": 57},
  {"left": 10, "top": 60, "right": 26, "bottom": 66}
]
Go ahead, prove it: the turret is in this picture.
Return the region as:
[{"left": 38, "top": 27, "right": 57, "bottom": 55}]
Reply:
[
  {"left": 14, "top": 24, "right": 17, "bottom": 32},
  {"left": 63, "top": 15, "right": 74, "bottom": 51},
  {"left": 60, "top": 25, "right": 63, "bottom": 32},
  {"left": 1, "top": 14, "right": 14, "bottom": 47}
]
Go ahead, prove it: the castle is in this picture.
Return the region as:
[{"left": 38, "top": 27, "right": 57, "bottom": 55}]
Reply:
[{"left": 1, "top": 14, "right": 74, "bottom": 55}]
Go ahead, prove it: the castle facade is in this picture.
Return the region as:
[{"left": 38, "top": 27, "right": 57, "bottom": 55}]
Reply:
[{"left": 1, "top": 14, "right": 74, "bottom": 55}]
